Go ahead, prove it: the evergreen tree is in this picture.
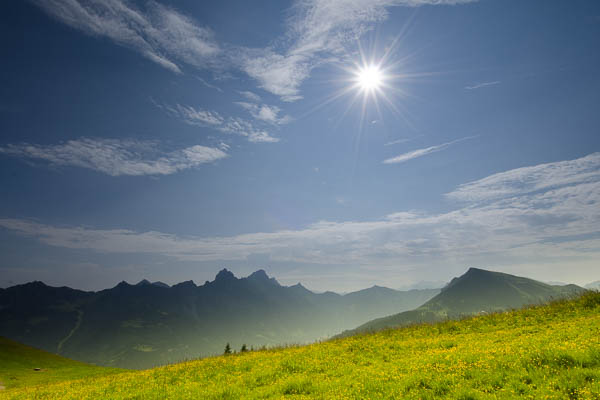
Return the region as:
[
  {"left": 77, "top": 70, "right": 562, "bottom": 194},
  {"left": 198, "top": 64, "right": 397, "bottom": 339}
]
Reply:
[
  {"left": 224, "top": 343, "right": 231, "bottom": 355},
  {"left": 240, "top": 344, "right": 248, "bottom": 352}
]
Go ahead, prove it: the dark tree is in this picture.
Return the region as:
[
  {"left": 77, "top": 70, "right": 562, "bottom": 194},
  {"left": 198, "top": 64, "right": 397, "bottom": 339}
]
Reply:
[
  {"left": 240, "top": 344, "right": 248, "bottom": 352},
  {"left": 224, "top": 343, "right": 232, "bottom": 355}
]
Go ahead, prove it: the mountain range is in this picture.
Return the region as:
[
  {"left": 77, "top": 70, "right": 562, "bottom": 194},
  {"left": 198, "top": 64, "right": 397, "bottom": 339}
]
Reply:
[
  {"left": 1, "top": 267, "right": 587, "bottom": 369},
  {"left": 0, "top": 269, "right": 438, "bottom": 369},
  {"left": 338, "top": 267, "right": 585, "bottom": 337},
  {"left": 585, "top": 280, "right": 600, "bottom": 290}
]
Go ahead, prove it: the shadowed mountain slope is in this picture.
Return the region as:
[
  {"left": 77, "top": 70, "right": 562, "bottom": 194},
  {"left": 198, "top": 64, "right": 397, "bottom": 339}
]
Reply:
[
  {"left": 338, "top": 268, "right": 585, "bottom": 337},
  {"left": 0, "top": 270, "right": 438, "bottom": 369}
]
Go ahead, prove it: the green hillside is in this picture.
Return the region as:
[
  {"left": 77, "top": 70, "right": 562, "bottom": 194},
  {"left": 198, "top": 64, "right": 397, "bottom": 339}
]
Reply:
[
  {"left": 0, "top": 337, "right": 122, "bottom": 391},
  {"left": 2, "top": 291, "right": 599, "bottom": 399},
  {"left": 341, "top": 267, "right": 585, "bottom": 336}
]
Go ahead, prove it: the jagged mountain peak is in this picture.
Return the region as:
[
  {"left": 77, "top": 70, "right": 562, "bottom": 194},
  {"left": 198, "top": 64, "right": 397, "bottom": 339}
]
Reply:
[
  {"left": 248, "top": 269, "right": 269, "bottom": 280},
  {"left": 22, "top": 281, "right": 48, "bottom": 288},
  {"left": 214, "top": 268, "right": 237, "bottom": 282},
  {"left": 289, "top": 282, "right": 311, "bottom": 292},
  {"left": 443, "top": 267, "right": 498, "bottom": 291},
  {"left": 247, "top": 269, "right": 280, "bottom": 286},
  {"left": 458, "top": 267, "right": 493, "bottom": 280},
  {"left": 172, "top": 280, "right": 196, "bottom": 289},
  {"left": 465, "top": 267, "right": 487, "bottom": 274},
  {"left": 291, "top": 282, "right": 305, "bottom": 289}
]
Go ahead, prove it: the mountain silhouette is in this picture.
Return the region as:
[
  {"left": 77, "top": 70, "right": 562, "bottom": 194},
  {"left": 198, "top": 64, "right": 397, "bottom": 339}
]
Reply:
[
  {"left": 0, "top": 269, "right": 438, "bottom": 369},
  {"left": 338, "top": 268, "right": 585, "bottom": 337}
]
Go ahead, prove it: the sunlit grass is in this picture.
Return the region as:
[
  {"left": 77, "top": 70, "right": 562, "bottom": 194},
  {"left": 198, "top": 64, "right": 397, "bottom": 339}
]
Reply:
[
  {"left": 0, "top": 337, "right": 123, "bottom": 390},
  {"left": 2, "top": 292, "right": 599, "bottom": 399}
]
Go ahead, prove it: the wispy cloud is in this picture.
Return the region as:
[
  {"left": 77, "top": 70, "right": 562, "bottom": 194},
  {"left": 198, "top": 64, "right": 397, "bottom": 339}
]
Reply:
[
  {"left": 33, "top": 0, "right": 477, "bottom": 99},
  {"left": 240, "top": 0, "right": 478, "bottom": 100},
  {"left": 383, "top": 136, "right": 476, "bottom": 164},
  {"left": 32, "top": 0, "right": 220, "bottom": 73},
  {"left": 0, "top": 138, "right": 227, "bottom": 176},
  {"left": 3, "top": 153, "right": 599, "bottom": 273},
  {"left": 384, "top": 138, "right": 412, "bottom": 146},
  {"left": 238, "top": 91, "right": 262, "bottom": 102},
  {"left": 196, "top": 76, "right": 223, "bottom": 92},
  {"left": 447, "top": 152, "right": 600, "bottom": 202},
  {"left": 162, "top": 103, "right": 280, "bottom": 143},
  {"left": 465, "top": 81, "right": 501, "bottom": 90},
  {"left": 235, "top": 102, "right": 292, "bottom": 125},
  {"left": 240, "top": 51, "right": 312, "bottom": 102},
  {"left": 246, "top": 131, "right": 280, "bottom": 143},
  {"left": 218, "top": 142, "right": 230, "bottom": 151},
  {"left": 165, "top": 104, "right": 224, "bottom": 126}
]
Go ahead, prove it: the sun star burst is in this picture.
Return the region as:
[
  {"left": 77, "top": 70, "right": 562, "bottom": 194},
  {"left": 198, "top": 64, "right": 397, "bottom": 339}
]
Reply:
[{"left": 356, "top": 65, "right": 383, "bottom": 91}]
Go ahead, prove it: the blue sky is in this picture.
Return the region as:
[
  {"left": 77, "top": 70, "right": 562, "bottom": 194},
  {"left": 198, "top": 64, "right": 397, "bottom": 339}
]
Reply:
[{"left": 1, "top": 0, "right": 599, "bottom": 291}]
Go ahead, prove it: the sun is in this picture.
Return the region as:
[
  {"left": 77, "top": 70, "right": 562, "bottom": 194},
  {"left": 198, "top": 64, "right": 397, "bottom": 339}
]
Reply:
[
  {"left": 356, "top": 64, "right": 384, "bottom": 91},
  {"left": 305, "top": 36, "right": 415, "bottom": 131}
]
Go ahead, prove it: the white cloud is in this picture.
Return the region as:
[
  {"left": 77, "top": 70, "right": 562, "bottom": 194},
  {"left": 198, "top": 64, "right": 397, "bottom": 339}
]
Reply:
[
  {"left": 163, "top": 103, "right": 281, "bottom": 143},
  {"left": 33, "top": 0, "right": 477, "bottom": 100},
  {"left": 383, "top": 136, "right": 475, "bottom": 164},
  {"left": 447, "top": 152, "right": 600, "bottom": 202},
  {"left": 465, "top": 81, "right": 501, "bottom": 90},
  {"left": 235, "top": 102, "right": 292, "bottom": 125},
  {"left": 196, "top": 77, "right": 223, "bottom": 92},
  {"left": 240, "top": 51, "right": 312, "bottom": 102},
  {"left": 240, "top": 0, "right": 477, "bottom": 100},
  {"left": 166, "top": 104, "right": 224, "bottom": 126},
  {"left": 3, "top": 153, "right": 599, "bottom": 274},
  {"left": 0, "top": 138, "right": 226, "bottom": 176},
  {"left": 238, "top": 91, "right": 262, "bottom": 102},
  {"left": 32, "top": 0, "right": 220, "bottom": 73},
  {"left": 257, "top": 105, "right": 281, "bottom": 123},
  {"left": 218, "top": 142, "right": 230, "bottom": 151},
  {"left": 248, "top": 131, "right": 281, "bottom": 143},
  {"left": 384, "top": 138, "right": 413, "bottom": 146}
]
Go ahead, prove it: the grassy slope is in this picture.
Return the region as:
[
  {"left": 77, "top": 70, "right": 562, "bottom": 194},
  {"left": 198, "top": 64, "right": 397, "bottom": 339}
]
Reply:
[
  {"left": 2, "top": 292, "right": 600, "bottom": 399},
  {"left": 0, "top": 337, "right": 123, "bottom": 391},
  {"left": 346, "top": 268, "right": 586, "bottom": 335}
]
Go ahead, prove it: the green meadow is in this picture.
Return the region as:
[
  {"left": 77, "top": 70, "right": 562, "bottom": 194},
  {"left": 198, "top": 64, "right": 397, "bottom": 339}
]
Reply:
[
  {"left": 0, "top": 337, "right": 123, "bottom": 391},
  {"left": 2, "top": 292, "right": 599, "bottom": 399}
]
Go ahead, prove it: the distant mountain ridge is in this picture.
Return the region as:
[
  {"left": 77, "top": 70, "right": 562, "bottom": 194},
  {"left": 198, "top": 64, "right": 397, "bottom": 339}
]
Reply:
[
  {"left": 135, "top": 280, "right": 170, "bottom": 288},
  {"left": 585, "top": 280, "right": 600, "bottom": 290},
  {"left": 338, "top": 268, "right": 586, "bottom": 337},
  {"left": 0, "top": 269, "right": 439, "bottom": 369}
]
